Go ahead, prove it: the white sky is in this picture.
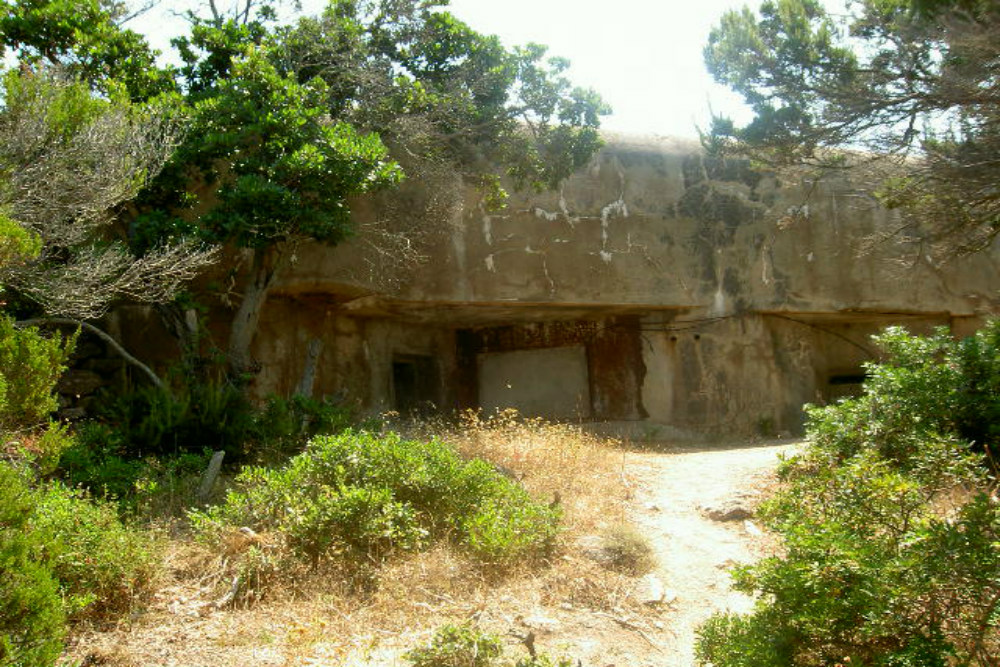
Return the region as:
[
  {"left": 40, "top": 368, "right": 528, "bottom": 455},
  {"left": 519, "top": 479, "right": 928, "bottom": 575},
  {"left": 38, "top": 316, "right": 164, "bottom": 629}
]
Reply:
[
  {"left": 133, "top": 0, "right": 761, "bottom": 138},
  {"left": 446, "top": 0, "right": 756, "bottom": 138}
]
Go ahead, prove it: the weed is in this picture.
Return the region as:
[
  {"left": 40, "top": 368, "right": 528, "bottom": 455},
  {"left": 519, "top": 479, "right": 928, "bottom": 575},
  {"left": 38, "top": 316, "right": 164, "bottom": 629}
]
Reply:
[
  {"left": 406, "top": 624, "right": 504, "bottom": 667},
  {"left": 597, "top": 523, "right": 657, "bottom": 575}
]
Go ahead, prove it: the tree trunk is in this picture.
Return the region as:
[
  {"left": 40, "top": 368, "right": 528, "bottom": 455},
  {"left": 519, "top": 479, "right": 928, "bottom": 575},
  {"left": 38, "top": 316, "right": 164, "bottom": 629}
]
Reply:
[
  {"left": 226, "top": 245, "right": 285, "bottom": 381},
  {"left": 295, "top": 338, "right": 323, "bottom": 398}
]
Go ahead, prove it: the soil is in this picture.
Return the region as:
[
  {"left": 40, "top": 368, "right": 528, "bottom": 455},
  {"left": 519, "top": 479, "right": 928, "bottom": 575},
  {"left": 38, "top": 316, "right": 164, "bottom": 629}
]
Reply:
[{"left": 65, "top": 439, "right": 800, "bottom": 667}]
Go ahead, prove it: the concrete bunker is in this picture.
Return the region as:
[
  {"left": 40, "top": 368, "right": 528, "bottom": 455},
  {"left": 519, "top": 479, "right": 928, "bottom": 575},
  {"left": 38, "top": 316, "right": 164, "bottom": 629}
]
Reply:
[{"left": 231, "top": 133, "right": 1000, "bottom": 440}]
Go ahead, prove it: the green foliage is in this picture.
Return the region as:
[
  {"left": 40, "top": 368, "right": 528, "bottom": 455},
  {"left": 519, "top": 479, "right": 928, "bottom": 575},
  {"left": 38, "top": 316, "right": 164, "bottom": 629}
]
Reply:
[
  {"left": 0, "top": 212, "right": 41, "bottom": 271},
  {"left": 89, "top": 381, "right": 258, "bottom": 460},
  {"left": 0, "top": 461, "right": 159, "bottom": 666},
  {"left": 30, "top": 480, "right": 159, "bottom": 621},
  {"left": 704, "top": 0, "right": 1000, "bottom": 253},
  {"left": 152, "top": 46, "right": 403, "bottom": 251},
  {"left": 13, "top": 420, "right": 76, "bottom": 475},
  {"left": 406, "top": 624, "right": 504, "bottom": 667},
  {"left": 0, "top": 0, "right": 175, "bottom": 100},
  {"left": 57, "top": 382, "right": 353, "bottom": 516},
  {"left": 405, "top": 623, "right": 575, "bottom": 667},
  {"left": 0, "top": 464, "right": 65, "bottom": 667},
  {"left": 696, "top": 324, "right": 1000, "bottom": 667},
  {"left": 57, "top": 428, "right": 214, "bottom": 517},
  {"left": 192, "top": 430, "right": 560, "bottom": 565},
  {"left": 0, "top": 315, "right": 74, "bottom": 429},
  {"left": 807, "top": 323, "right": 1000, "bottom": 463},
  {"left": 77, "top": 380, "right": 352, "bottom": 459},
  {"left": 281, "top": 1, "right": 608, "bottom": 195}
]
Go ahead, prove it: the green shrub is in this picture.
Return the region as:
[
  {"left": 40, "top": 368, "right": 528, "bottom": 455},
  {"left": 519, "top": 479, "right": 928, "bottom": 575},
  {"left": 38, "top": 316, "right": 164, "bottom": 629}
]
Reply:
[
  {"left": 87, "top": 382, "right": 353, "bottom": 464},
  {"left": 92, "top": 381, "right": 256, "bottom": 460},
  {"left": 404, "top": 624, "right": 576, "bottom": 667},
  {"left": 406, "top": 624, "right": 504, "bottom": 667},
  {"left": 0, "top": 460, "right": 159, "bottom": 637},
  {"left": 697, "top": 440, "right": 998, "bottom": 666},
  {"left": 58, "top": 424, "right": 213, "bottom": 517},
  {"left": 0, "top": 315, "right": 74, "bottom": 429},
  {"left": 192, "top": 430, "right": 560, "bottom": 565},
  {"left": 807, "top": 323, "right": 1000, "bottom": 465},
  {"left": 0, "top": 464, "right": 65, "bottom": 667},
  {"left": 31, "top": 481, "right": 159, "bottom": 620},
  {"left": 695, "top": 322, "right": 1000, "bottom": 667}
]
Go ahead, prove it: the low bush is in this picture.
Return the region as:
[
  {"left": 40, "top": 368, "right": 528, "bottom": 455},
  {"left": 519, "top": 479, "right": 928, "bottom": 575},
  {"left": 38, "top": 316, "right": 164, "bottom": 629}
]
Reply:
[
  {"left": 807, "top": 323, "right": 1000, "bottom": 465},
  {"left": 58, "top": 425, "right": 213, "bottom": 517},
  {"left": 0, "top": 460, "right": 159, "bottom": 666},
  {"left": 85, "top": 382, "right": 353, "bottom": 463},
  {"left": 192, "top": 430, "right": 560, "bottom": 566},
  {"left": 31, "top": 480, "right": 160, "bottom": 621},
  {"left": 406, "top": 624, "right": 504, "bottom": 667},
  {"left": 696, "top": 324, "right": 1000, "bottom": 667},
  {"left": 0, "top": 465, "right": 65, "bottom": 667},
  {"left": 405, "top": 624, "right": 575, "bottom": 667},
  {"left": 0, "top": 315, "right": 74, "bottom": 429},
  {"left": 596, "top": 523, "right": 657, "bottom": 575},
  {"left": 91, "top": 381, "right": 257, "bottom": 460}
]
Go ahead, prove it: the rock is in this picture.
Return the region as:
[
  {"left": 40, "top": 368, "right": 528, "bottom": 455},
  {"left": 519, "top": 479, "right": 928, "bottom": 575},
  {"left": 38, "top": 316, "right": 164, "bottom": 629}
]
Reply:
[
  {"left": 576, "top": 534, "right": 615, "bottom": 566},
  {"left": 82, "top": 358, "right": 125, "bottom": 375},
  {"left": 56, "top": 369, "right": 104, "bottom": 397},
  {"left": 637, "top": 573, "right": 667, "bottom": 605},
  {"left": 56, "top": 407, "right": 87, "bottom": 421},
  {"left": 700, "top": 498, "right": 753, "bottom": 522},
  {"left": 645, "top": 502, "right": 661, "bottom": 512},
  {"left": 522, "top": 614, "right": 561, "bottom": 633}
]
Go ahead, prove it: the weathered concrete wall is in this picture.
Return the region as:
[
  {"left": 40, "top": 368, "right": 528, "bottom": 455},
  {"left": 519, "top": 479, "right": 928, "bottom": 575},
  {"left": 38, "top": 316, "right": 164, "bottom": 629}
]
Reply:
[
  {"left": 249, "top": 133, "right": 1000, "bottom": 439},
  {"left": 278, "top": 134, "right": 1000, "bottom": 316}
]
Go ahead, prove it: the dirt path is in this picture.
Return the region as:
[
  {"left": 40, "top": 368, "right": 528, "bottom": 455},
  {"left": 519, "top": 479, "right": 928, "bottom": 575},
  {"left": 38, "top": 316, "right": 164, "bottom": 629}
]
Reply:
[{"left": 623, "top": 441, "right": 800, "bottom": 666}]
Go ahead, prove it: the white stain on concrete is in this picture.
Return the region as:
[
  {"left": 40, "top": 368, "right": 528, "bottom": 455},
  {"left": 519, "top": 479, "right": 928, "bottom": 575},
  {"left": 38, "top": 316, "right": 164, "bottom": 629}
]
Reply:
[
  {"left": 533, "top": 207, "right": 560, "bottom": 221},
  {"left": 711, "top": 286, "right": 727, "bottom": 316},
  {"left": 483, "top": 214, "right": 493, "bottom": 245}
]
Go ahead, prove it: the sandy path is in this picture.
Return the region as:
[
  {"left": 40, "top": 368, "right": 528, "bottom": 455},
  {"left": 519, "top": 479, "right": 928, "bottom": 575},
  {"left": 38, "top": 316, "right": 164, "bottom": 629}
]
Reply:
[{"left": 625, "top": 441, "right": 800, "bottom": 666}]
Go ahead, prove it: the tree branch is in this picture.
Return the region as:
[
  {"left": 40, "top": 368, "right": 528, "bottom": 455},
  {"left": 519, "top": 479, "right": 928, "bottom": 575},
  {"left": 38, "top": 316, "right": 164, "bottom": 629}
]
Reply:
[{"left": 16, "top": 317, "right": 165, "bottom": 390}]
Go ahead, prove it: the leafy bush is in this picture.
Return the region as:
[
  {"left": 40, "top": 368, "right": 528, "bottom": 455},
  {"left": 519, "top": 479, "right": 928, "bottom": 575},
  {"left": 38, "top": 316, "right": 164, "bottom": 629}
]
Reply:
[
  {"left": 192, "top": 430, "right": 560, "bottom": 565},
  {"left": 92, "top": 381, "right": 257, "bottom": 460},
  {"left": 0, "top": 315, "right": 74, "bottom": 429},
  {"left": 807, "top": 323, "right": 1000, "bottom": 465},
  {"left": 405, "top": 624, "right": 575, "bottom": 667},
  {"left": 87, "top": 382, "right": 353, "bottom": 463},
  {"left": 0, "top": 460, "right": 159, "bottom": 642},
  {"left": 696, "top": 323, "right": 1000, "bottom": 667},
  {"left": 0, "top": 464, "right": 65, "bottom": 667},
  {"left": 406, "top": 624, "right": 504, "bottom": 667},
  {"left": 30, "top": 481, "right": 159, "bottom": 620},
  {"left": 58, "top": 424, "right": 213, "bottom": 517}
]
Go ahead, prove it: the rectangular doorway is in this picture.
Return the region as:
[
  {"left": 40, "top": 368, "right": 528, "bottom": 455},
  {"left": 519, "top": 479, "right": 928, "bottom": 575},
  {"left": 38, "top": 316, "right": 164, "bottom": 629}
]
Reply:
[{"left": 392, "top": 355, "right": 439, "bottom": 416}]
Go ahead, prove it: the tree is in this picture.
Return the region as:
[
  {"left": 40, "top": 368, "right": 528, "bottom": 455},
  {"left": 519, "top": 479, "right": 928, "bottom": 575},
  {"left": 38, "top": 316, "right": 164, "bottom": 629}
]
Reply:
[
  {"left": 703, "top": 0, "right": 1000, "bottom": 255},
  {"left": 0, "top": 69, "right": 217, "bottom": 387},
  {"left": 0, "top": 0, "right": 176, "bottom": 100},
  {"left": 137, "top": 0, "right": 608, "bottom": 380},
  {"left": 0, "top": 70, "right": 216, "bottom": 321}
]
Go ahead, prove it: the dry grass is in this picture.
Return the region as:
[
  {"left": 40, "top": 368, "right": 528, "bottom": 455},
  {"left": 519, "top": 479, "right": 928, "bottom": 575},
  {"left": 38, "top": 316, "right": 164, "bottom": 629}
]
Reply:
[
  {"left": 64, "top": 412, "right": 650, "bottom": 667},
  {"left": 415, "top": 409, "right": 632, "bottom": 537}
]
